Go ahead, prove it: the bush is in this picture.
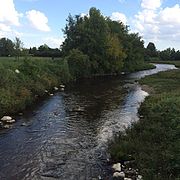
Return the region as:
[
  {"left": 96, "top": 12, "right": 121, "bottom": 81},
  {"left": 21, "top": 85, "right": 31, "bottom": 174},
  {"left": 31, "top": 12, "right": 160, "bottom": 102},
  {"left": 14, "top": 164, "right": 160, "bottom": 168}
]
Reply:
[{"left": 65, "top": 49, "right": 90, "bottom": 79}]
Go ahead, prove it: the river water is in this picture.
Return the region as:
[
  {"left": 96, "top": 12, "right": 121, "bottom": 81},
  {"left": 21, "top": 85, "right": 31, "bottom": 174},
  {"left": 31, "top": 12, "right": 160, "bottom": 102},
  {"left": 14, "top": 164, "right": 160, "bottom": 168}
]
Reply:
[{"left": 0, "top": 64, "right": 177, "bottom": 180}]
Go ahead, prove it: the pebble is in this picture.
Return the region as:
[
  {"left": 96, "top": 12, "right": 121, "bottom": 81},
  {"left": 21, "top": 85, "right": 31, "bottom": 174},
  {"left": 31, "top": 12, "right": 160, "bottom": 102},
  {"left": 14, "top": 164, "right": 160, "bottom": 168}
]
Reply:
[
  {"left": 113, "top": 172, "right": 125, "bottom": 178},
  {"left": 15, "top": 69, "right": 20, "bottom": 74},
  {"left": 5, "top": 119, "right": 15, "bottom": 123},
  {"left": 112, "top": 163, "right": 121, "bottom": 172},
  {"left": 60, "top": 84, "right": 65, "bottom": 88},
  {"left": 137, "top": 175, "right": 143, "bottom": 180},
  {"left": 1, "top": 116, "right": 12, "bottom": 121}
]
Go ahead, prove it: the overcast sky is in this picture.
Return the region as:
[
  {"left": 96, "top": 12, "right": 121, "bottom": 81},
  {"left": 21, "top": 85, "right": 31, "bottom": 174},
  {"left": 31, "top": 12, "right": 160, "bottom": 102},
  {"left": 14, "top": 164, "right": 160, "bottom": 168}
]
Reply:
[{"left": 0, "top": 0, "right": 180, "bottom": 50}]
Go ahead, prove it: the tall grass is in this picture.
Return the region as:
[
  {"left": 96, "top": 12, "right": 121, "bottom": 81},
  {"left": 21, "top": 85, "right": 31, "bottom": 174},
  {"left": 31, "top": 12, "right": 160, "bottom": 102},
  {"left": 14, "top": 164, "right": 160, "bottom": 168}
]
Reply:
[
  {"left": 0, "top": 57, "right": 71, "bottom": 116},
  {"left": 109, "top": 69, "right": 180, "bottom": 179}
]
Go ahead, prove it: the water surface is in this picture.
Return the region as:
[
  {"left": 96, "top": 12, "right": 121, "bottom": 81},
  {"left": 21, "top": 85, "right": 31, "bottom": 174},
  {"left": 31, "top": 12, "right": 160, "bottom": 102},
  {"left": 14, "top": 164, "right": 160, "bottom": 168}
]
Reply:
[{"left": 0, "top": 64, "right": 176, "bottom": 180}]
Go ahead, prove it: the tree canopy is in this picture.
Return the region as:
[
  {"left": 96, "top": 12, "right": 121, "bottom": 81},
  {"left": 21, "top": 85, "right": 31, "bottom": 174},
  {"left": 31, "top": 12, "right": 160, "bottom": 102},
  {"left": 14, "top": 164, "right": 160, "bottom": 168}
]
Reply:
[{"left": 61, "top": 7, "right": 145, "bottom": 75}]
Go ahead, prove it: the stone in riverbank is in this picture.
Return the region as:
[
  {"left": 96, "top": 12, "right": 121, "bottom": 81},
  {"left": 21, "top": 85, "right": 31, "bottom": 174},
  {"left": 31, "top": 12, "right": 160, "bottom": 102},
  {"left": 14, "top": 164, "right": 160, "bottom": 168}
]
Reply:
[
  {"left": 113, "top": 172, "right": 125, "bottom": 179},
  {"left": 1, "top": 116, "right": 16, "bottom": 124},
  {"left": 60, "top": 84, "right": 65, "bottom": 88},
  {"left": 54, "top": 87, "right": 58, "bottom": 91},
  {"left": 112, "top": 163, "right": 121, "bottom": 172},
  {"left": 1, "top": 116, "right": 12, "bottom": 121}
]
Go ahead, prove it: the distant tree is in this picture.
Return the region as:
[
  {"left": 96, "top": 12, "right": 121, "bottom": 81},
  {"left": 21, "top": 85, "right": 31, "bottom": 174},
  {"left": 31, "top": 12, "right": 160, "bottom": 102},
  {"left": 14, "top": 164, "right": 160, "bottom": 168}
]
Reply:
[
  {"left": 14, "top": 37, "right": 23, "bottom": 59},
  {"left": 159, "top": 48, "right": 180, "bottom": 61},
  {"left": 29, "top": 47, "right": 37, "bottom": 55},
  {"left": 145, "top": 42, "right": 158, "bottom": 60},
  {"left": 147, "top": 42, "right": 156, "bottom": 52},
  {"left": 0, "top": 38, "right": 14, "bottom": 56}
]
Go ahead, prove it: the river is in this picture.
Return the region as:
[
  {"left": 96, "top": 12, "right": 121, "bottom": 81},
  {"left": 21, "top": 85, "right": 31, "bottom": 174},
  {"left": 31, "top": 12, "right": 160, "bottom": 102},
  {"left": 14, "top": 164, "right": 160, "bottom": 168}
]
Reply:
[{"left": 0, "top": 64, "right": 177, "bottom": 180}]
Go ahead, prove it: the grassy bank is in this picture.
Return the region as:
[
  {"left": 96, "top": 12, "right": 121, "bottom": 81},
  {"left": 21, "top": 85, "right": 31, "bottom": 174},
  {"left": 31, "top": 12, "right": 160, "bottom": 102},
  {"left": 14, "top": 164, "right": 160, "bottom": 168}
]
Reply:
[
  {"left": 0, "top": 57, "right": 71, "bottom": 117},
  {"left": 0, "top": 56, "right": 155, "bottom": 118},
  {"left": 123, "top": 62, "right": 155, "bottom": 73},
  {"left": 109, "top": 69, "right": 180, "bottom": 179}
]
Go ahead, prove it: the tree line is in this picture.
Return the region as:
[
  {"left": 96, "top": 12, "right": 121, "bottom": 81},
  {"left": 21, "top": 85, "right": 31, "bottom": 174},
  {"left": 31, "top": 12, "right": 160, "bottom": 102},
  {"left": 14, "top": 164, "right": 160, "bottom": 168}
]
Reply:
[
  {"left": 0, "top": 38, "right": 62, "bottom": 58},
  {"left": 61, "top": 7, "right": 145, "bottom": 76},
  {"left": 0, "top": 8, "right": 179, "bottom": 75},
  {"left": 145, "top": 42, "right": 180, "bottom": 61}
]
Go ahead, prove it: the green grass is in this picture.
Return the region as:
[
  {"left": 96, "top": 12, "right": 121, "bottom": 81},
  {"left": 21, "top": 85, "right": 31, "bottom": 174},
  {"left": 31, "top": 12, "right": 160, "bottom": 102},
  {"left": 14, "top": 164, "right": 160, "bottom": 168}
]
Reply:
[
  {"left": 0, "top": 57, "right": 155, "bottom": 117},
  {"left": 109, "top": 69, "right": 180, "bottom": 180},
  {"left": 123, "top": 62, "right": 156, "bottom": 72},
  {"left": 0, "top": 57, "right": 71, "bottom": 117}
]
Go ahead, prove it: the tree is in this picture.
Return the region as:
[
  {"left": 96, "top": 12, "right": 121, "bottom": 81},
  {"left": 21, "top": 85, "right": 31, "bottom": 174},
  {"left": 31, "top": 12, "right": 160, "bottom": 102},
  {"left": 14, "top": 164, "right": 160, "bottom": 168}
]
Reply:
[
  {"left": 62, "top": 7, "right": 147, "bottom": 75},
  {"left": 0, "top": 38, "right": 14, "bottom": 56},
  {"left": 65, "top": 49, "right": 90, "bottom": 79},
  {"left": 145, "top": 42, "right": 158, "bottom": 60},
  {"left": 14, "top": 37, "right": 23, "bottom": 59},
  {"left": 123, "top": 33, "right": 145, "bottom": 72}
]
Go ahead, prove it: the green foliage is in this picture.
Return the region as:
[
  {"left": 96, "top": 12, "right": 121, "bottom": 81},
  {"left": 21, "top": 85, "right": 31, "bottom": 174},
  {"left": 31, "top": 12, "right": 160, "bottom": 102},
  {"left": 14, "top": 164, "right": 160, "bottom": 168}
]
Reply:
[
  {"left": 109, "top": 69, "right": 180, "bottom": 179},
  {"left": 14, "top": 37, "right": 24, "bottom": 60},
  {"left": 123, "top": 33, "right": 145, "bottom": 72},
  {"left": 159, "top": 48, "right": 180, "bottom": 61},
  {"left": 145, "top": 42, "right": 158, "bottom": 61},
  {"left": 0, "top": 57, "right": 70, "bottom": 116},
  {"left": 62, "top": 7, "right": 146, "bottom": 74},
  {"left": 0, "top": 38, "right": 15, "bottom": 56},
  {"left": 65, "top": 49, "right": 90, "bottom": 79}
]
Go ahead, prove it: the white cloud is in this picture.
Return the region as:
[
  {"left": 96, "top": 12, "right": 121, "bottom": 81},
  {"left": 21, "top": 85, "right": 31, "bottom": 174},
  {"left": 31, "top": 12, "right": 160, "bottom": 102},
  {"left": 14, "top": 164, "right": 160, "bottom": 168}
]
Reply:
[
  {"left": 111, "top": 12, "right": 127, "bottom": 24},
  {"left": 44, "top": 37, "right": 64, "bottom": 48},
  {"left": 0, "top": 24, "right": 11, "bottom": 32},
  {"left": 159, "top": 4, "right": 180, "bottom": 24},
  {"left": 0, "top": 0, "right": 21, "bottom": 26},
  {"left": 141, "top": 0, "right": 162, "bottom": 10},
  {"left": 132, "top": 1, "right": 180, "bottom": 49},
  {"left": 26, "top": 10, "right": 51, "bottom": 32}
]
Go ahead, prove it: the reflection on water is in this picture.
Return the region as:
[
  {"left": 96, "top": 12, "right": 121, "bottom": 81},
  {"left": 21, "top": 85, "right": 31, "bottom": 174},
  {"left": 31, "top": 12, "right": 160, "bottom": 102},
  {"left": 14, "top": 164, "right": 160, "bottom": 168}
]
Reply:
[{"left": 0, "top": 64, "right": 177, "bottom": 180}]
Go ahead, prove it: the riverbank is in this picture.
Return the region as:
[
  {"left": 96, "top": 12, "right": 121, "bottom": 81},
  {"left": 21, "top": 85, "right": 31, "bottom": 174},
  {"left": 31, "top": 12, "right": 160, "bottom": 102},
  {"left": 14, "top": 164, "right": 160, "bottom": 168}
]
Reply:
[
  {"left": 109, "top": 67, "right": 180, "bottom": 179},
  {"left": 150, "top": 60, "right": 180, "bottom": 68},
  {"left": 0, "top": 57, "right": 154, "bottom": 122},
  {"left": 0, "top": 57, "right": 71, "bottom": 119}
]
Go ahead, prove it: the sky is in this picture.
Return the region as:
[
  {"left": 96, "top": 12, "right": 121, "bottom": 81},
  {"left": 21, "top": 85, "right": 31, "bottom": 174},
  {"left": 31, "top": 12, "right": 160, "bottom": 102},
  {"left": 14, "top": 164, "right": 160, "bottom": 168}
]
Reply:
[{"left": 0, "top": 0, "right": 180, "bottom": 50}]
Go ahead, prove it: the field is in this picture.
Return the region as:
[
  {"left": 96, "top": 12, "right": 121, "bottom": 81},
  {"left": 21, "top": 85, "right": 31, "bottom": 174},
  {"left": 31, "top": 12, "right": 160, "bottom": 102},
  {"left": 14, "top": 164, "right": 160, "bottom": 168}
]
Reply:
[{"left": 109, "top": 68, "right": 180, "bottom": 179}]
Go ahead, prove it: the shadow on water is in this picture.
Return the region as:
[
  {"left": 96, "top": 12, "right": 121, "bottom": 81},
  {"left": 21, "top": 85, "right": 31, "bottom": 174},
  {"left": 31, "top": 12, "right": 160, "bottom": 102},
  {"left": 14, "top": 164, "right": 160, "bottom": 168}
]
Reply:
[{"left": 0, "top": 64, "right": 177, "bottom": 180}]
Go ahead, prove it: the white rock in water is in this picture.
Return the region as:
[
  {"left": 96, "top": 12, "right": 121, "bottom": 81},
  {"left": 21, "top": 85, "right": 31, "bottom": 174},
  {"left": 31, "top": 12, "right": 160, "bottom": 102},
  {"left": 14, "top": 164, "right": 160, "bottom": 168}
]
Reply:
[
  {"left": 54, "top": 87, "right": 58, "bottom": 91},
  {"left": 15, "top": 69, "right": 20, "bottom": 74},
  {"left": 6, "top": 119, "right": 15, "bottom": 123},
  {"left": 44, "top": 90, "right": 48, "bottom": 93},
  {"left": 113, "top": 172, "right": 125, "bottom": 178},
  {"left": 112, "top": 163, "right": 121, "bottom": 172},
  {"left": 60, "top": 87, "right": 64, "bottom": 91},
  {"left": 4, "top": 124, "right": 11, "bottom": 129},
  {"left": 60, "top": 84, "right": 65, "bottom": 88},
  {"left": 137, "top": 175, "right": 143, "bottom": 180},
  {"left": 124, "top": 178, "right": 132, "bottom": 180},
  {"left": 49, "top": 93, "right": 54, "bottom": 96},
  {"left": 1, "top": 116, "right": 12, "bottom": 121}
]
